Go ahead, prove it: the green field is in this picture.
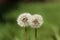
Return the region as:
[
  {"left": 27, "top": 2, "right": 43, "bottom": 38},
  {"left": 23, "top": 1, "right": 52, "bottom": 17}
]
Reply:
[{"left": 0, "top": 2, "right": 60, "bottom": 40}]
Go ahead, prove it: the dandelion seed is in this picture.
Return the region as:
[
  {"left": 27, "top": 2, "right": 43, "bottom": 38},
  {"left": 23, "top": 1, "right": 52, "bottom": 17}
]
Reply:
[
  {"left": 17, "top": 13, "right": 32, "bottom": 40},
  {"left": 28, "top": 14, "right": 43, "bottom": 40}
]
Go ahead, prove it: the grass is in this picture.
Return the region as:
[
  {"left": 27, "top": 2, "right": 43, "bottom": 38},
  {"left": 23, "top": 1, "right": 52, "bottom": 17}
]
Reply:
[{"left": 0, "top": 2, "right": 60, "bottom": 40}]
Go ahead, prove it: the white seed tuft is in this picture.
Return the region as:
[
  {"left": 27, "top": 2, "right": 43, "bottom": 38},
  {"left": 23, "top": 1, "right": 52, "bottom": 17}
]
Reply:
[
  {"left": 28, "top": 14, "right": 43, "bottom": 28},
  {"left": 17, "top": 13, "right": 32, "bottom": 27}
]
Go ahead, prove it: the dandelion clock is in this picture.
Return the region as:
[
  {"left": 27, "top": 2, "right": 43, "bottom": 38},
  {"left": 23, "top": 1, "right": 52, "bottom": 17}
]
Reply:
[
  {"left": 17, "top": 13, "right": 32, "bottom": 27},
  {"left": 28, "top": 14, "right": 43, "bottom": 40},
  {"left": 17, "top": 13, "right": 32, "bottom": 40}
]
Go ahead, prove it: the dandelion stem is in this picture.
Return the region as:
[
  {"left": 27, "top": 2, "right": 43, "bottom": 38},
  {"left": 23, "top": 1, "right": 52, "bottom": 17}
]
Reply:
[
  {"left": 35, "top": 28, "right": 37, "bottom": 40},
  {"left": 25, "top": 27, "right": 27, "bottom": 40}
]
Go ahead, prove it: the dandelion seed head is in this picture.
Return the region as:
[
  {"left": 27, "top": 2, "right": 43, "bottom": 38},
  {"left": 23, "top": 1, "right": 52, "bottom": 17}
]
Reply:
[
  {"left": 28, "top": 14, "right": 43, "bottom": 28},
  {"left": 17, "top": 13, "right": 32, "bottom": 27}
]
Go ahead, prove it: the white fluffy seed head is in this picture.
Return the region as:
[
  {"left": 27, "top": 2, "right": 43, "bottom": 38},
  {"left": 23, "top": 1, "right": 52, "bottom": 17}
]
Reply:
[
  {"left": 28, "top": 14, "right": 43, "bottom": 28},
  {"left": 17, "top": 13, "right": 32, "bottom": 27}
]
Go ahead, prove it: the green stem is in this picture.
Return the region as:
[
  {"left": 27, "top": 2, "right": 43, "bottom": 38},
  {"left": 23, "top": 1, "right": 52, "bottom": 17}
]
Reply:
[
  {"left": 35, "top": 28, "right": 37, "bottom": 40},
  {"left": 25, "top": 27, "right": 27, "bottom": 40}
]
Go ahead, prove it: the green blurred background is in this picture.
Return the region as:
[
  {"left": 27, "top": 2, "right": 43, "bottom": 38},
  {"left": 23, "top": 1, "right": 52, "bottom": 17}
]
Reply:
[{"left": 0, "top": 0, "right": 60, "bottom": 40}]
